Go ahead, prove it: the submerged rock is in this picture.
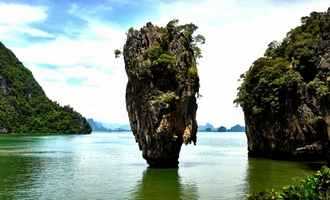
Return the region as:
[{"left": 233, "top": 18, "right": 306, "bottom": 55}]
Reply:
[
  {"left": 235, "top": 8, "right": 330, "bottom": 160},
  {"left": 123, "top": 21, "right": 202, "bottom": 167}
]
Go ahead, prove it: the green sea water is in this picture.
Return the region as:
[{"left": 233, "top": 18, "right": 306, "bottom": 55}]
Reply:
[{"left": 0, "top": 132, "right": 321, "bottom": 200}]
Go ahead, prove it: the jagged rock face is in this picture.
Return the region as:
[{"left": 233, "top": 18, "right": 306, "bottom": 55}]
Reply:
[
  {"left": 236, "top": 9, "right": 330, "bottom": 160},
  {"left": 123, "top": 22, "right": 200, "bottom": 167},
  {"left": 0, "top": 42, "right": 91, "bottom": 134},
  {"left": 243, "top": 84, "right": 329, "bottom": 159}
]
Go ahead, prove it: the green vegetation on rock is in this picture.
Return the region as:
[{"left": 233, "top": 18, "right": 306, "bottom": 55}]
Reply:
[
  {"left": 152, "top": 91, "right": 178, "bottom": 105},
  {"left": 236, "top": 9, "right": 330, "bottom": 112},
  {"left": 125, "top": 20, "right": 204, "bottom": 80},
  {"left": 235, "top": 57, "right": 303, "bottom": 115},
  {"left": 307, "top": 78, "right": 329, "bottom": 97},
  {"left": 114, "top": 49, "right": 122, "bottom": 58},
  {"left": 0, "top": 42, "right": 91, "bottom": 134},
  {"left": 188, "top": 63, "right": 198, "bottom": 78}
]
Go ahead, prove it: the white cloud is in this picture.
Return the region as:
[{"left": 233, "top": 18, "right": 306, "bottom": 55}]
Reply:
[
  {"left": 12, "top": 18, "right": 128, "bottom": 123},
  {"left": 0, "top": 3, "right": 53, "bottom": 40},
  {"left": 28, "top": 62, "right": 128, "bottom": 123},
  {"left": 0, "top": 3, "right": 47, "bottom": 25}
]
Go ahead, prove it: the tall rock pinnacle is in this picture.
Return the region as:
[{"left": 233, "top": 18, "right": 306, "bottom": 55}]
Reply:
[{"left": 123, "top": 20, "right": 203, "bottom": 167}]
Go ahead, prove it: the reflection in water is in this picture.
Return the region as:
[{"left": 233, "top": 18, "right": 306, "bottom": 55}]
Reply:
[
  {"left": 245, "top": 157, "right": 317, "bottom": 194},
  {"left": 0, "top": 154, "right": 45, "bottom": 200},
  {"left": 0, "top": 137, "right": 48, "bottom": 200},
  {"left": 132, "top": 168, "right": 199, "bottom": 200},
  {"left": 0, "top": 136, "right": 77, "bottom": 200}
]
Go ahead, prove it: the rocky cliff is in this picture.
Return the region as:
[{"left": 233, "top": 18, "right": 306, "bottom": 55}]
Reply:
[
  {"left": 0, "top": 42, "right": 91, "bottom": 134},
  {"left": 123, "top": 20, "right": 203, "bottom": 167},
  {"left": 235, "top": 8, "right": 330, "bottom": 160}
]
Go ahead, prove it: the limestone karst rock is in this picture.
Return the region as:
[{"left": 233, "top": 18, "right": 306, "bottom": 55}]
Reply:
[
  {"left": 123, "top": 21, "right": 202, "bottom": 167},
  {"left": 0, "top": 42, "right": 91, "bottom": 134},
  {"left": 235, "top": 8, "right": 330, "bottom": 160}
]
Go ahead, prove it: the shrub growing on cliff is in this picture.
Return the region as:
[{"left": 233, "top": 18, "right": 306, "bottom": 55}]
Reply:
[
  {"left": 188, "top": 65, "right": 198, "bottom": 77},
  {"left": 145, "top": 44, "right": 163, "bottom": 60},
  {"left": 307, "top": 78, "right": 329, "bottom": 97},
  {"left": 235, "top": 57, "right": 302, "bottom": 115},
  {"left": 114, "top": 49, "right": 122, "bottom": 58},
  {"left": 152, "top": 92, "right": 178, "bottom": 104},
  {"left": 153, "top": 53, "right": 176, "bottom": 66},
  {"left": 166, "top": 19, "right": 205, "bottom": 59}
]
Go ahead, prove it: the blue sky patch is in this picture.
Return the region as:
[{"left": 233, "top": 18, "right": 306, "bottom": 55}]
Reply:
[
  {"left": 66, "top": 77, "right": 87, "bottom": 86},
  {"left": 37, "top": 64, "right": 58, "bottom": 70},
  {"left": 2, "top": 0, "right": 159, "bottom": 33}
]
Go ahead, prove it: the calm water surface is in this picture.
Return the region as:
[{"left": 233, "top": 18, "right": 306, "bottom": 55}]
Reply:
[{"left": 0, "top": 132, "right": 321, "bottom": 200}]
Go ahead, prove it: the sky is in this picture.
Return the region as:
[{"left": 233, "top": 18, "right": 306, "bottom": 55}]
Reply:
[{"left": 0, "top": 0, "right": 329, "bottom": 127}]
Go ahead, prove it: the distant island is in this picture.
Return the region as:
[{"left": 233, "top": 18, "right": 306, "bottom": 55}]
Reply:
[
  {"left": 87, "top": 118, "right": 131, "bottom": 132},
  {"left": 198, "top": 123, "right": 245, "bottom": 132},
  {"left": 88, "top": 119, "right": 245, "bottom": 133}
]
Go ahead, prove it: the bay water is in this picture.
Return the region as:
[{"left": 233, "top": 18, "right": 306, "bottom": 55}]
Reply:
[{"left": 0, "top": 132, "right": 320, "bottom": 200}]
